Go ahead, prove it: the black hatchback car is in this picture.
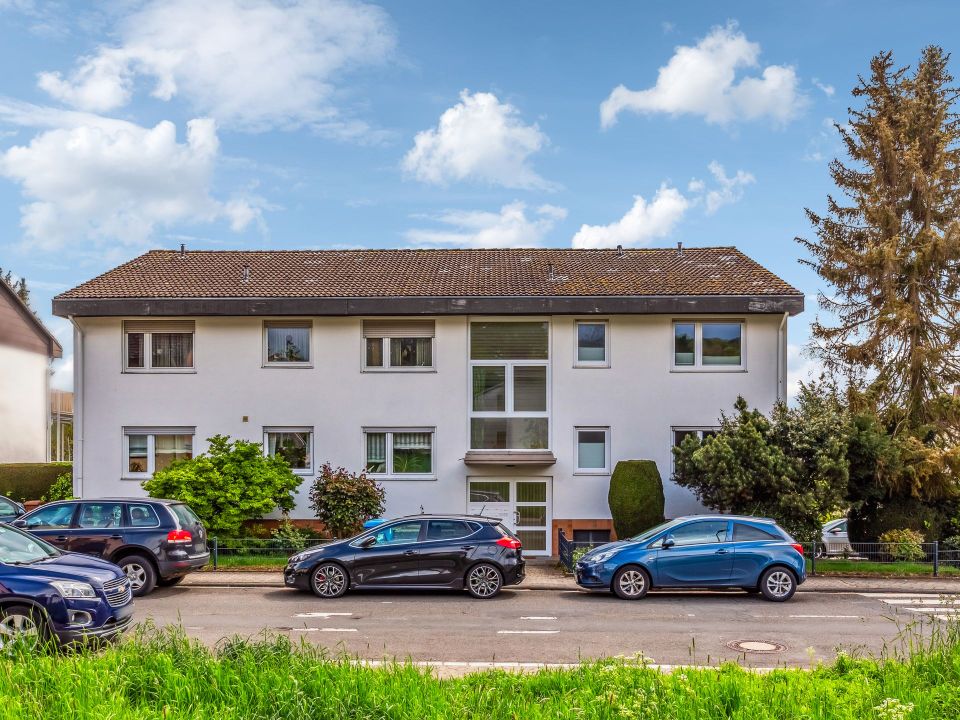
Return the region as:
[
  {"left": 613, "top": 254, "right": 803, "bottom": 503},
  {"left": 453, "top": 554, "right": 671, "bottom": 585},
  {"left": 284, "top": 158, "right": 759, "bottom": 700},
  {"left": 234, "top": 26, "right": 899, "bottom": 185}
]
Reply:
[
  {"left": 15, "top": 498, "right": 209, "bottom": 596},
  {"left": 284, "top": 515, "right": 525, "bottom": 599}
]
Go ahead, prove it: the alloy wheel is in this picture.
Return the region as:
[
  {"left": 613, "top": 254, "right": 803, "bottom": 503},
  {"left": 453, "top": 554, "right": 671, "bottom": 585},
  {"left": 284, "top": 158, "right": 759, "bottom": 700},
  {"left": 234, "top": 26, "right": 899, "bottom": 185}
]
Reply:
[
  {"left": 125, "top": 563, "right": 147, "bottom": 591},
  {"left": 765, "top": 570, "right": 793, "bottom": 598},
  {"left": 0, "top": 613, "right": 40, "bottom": 651},
  {"left": 313, "top": 564, "right": 347, "bottom": 598},
  {"left": 617, "top": 569, "right": 647, "bottom": 597},
  {"left": 468, "top": 565, "right": 502, "bottom": 598}
]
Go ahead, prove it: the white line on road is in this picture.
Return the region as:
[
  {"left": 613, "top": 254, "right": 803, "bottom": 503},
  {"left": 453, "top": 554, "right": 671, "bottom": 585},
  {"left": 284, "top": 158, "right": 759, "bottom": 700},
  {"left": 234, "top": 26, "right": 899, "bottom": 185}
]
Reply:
[
  {"left": 497, "top": 630, "right": 560, "bottom": 635},
  {"left": 520, "top": 616, "right": 557, "bottom": 620}
]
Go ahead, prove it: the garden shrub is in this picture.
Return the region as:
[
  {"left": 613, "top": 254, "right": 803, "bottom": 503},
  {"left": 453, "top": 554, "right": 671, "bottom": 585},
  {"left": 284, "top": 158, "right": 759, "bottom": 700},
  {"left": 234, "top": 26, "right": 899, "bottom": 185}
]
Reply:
[
  {"left": 608, "top": 460, "right": 664, "bottom": 539},
  {"left": 308, "top": 463, "right": 385, "bottom": 538},
  {"left": 40, "top": 472, "right": 74, "bottom": 502},
  {"left": 0, "top": 463, "right": 71, "bottom": 502},
  {"left": 271, "top": 516, "right": 311, "bottom": 551},
  {"left": 879, "top": 528, "right": 926, "bottom": 562},
  {"left": 849, "top": 496, "right": 956, "bottom": 542}
]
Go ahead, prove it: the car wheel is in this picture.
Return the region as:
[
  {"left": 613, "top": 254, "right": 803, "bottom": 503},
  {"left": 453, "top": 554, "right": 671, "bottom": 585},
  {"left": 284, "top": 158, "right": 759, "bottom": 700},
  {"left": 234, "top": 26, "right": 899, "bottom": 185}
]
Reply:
[
  {"left": 310, "top": 563, "right": 349, "bottom": 598},
  {"left": 466, "top": 563, "right": 503, "bottom": 599},
  {"left": 814, "top": 545, "right": 825, "bottom": 559},
  {"left": 119, "top": 555, "right": 157, "bottom": 596},
  {"left": 612, "top": 565, "right": 650, "bottom": 600},
  {"left": 157, "top": 576, "right": 185, "bottom": 588},
  {"left": 760, "top": 567, "right": 797, "bottom": 602},
  {"left": 0, "top": 606, "right": 47, "bottom": 651}
]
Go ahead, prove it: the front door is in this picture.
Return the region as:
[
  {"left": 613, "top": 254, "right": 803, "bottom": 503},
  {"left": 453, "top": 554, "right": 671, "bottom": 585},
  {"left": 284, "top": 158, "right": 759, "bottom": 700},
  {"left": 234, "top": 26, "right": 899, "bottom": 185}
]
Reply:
[
  {"left": 350, "top": 520, "right": 424, "bottom": 586},
  {"left": 467, "top": 478, "right": 551, "bottom": 556}
]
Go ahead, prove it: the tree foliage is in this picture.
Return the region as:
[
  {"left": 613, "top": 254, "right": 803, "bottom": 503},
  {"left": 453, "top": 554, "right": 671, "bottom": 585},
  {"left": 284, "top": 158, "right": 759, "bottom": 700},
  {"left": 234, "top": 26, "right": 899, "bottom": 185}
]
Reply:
[
  {"left": 143, "top": 435, "right": 300, "bottom": 536},
  {"left": 607, "top": 460, "right": 664, "bottom": 539},
  {"left": 0, "top": 267, "right": 30, "bottom": 308},
  {"left": 308, "top": 463, "right": 385, "bottom": 538},
  {"left": 672, "top": 387, "right": 849, "bottom": 542},
  {"left": 797, "top": 47, "right": 960, "bottom": 429}
]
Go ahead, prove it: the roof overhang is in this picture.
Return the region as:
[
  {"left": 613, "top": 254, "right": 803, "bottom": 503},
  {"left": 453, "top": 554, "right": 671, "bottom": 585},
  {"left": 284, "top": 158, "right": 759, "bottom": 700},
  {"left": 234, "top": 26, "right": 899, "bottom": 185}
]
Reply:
[
  {"left": 53, "top": 294, "right": 804, "bottom": 318},
  {"left": 1, "top": 280, "right": 62, "bottom": 358}
]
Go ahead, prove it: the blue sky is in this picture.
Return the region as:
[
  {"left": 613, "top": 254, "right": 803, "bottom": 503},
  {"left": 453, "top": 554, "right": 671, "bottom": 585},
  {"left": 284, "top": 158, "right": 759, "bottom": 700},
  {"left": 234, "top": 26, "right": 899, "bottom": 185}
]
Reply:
[{"left": 1, "top": 0, "right": 957, "bottom": 394}]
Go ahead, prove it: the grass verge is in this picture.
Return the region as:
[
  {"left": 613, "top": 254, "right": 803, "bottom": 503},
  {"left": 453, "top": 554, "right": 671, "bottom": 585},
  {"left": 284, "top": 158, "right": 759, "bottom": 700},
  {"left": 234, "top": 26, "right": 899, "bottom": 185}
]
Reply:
[
  {"left": 3, "top": 621, "right": 960, "bottom": 718},
  {"left": 807, "top": 559, "right": 960, "bottom": 577}
]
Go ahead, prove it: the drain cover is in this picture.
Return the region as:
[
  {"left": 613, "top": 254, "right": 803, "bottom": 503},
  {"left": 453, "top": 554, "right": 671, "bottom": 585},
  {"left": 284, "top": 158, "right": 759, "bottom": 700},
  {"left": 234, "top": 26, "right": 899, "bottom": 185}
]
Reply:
[{"left": 726, "top": 640, "right": 785, "bottom": 653}]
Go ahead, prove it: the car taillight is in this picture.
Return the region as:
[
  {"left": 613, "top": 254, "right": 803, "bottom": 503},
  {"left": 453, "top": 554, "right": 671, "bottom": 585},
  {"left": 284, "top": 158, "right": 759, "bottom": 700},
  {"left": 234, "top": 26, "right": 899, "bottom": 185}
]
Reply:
[
  {"left": 791, "top": 543, "right": 804, "bottom": 556},
  {"left": 496, "top": 537, "right": 522, "bottom": 550},
  {"left": 167, "top": 530, "right": 192, "bottom": 544}
]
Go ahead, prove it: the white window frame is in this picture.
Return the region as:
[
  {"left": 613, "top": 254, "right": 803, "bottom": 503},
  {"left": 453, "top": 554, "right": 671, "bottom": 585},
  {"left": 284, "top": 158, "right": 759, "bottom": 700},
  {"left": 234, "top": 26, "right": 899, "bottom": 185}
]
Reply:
[
  {"left": 573, "top": 320, "right": 610, "bottom": 368},
  {"left": 122, "top": 427, "right": 195, "bottom": 480},
  {"left": 468, "top": 318, "right": 551, "bottom": 452},
  {"left": 362, "top": 427, "right": 436, "bottom": 480},
  {"left": 670, "top": 426, "right": 720, "bottom": 471},
  {"left": 263, "top": 426, "right": 315, "bottom": 476},
  {"left": 362, "top": 336, "right": 436, "bottom": 372},
  {"left": 123, "top": 328, "right": 196, "bottom": 373},
  {"left": 671, "top": 319, "right": 746, "bottom": 372},
  {"left": 574, "top": 426, "right": 611, "bottom": 474},
  {"left": 262, "top": 321, "right": 313, "bottom": 368}
]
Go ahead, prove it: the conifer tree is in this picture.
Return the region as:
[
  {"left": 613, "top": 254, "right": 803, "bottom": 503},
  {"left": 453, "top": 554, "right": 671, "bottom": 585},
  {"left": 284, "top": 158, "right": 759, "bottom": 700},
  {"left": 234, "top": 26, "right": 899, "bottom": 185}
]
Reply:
[{"left": 0, "top": 267, "right": 30, "bottom": 308}]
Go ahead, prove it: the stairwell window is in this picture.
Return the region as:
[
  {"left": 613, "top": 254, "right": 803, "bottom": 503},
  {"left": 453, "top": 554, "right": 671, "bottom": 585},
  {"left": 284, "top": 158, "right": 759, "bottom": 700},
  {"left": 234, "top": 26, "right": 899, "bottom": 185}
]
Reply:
[
  {"left": 575, "top": 427, "right": 610, "bottom": 474},
  {"left": 124, "top": 321, "right": 195, "bottom": 372},
  {"left": 363, "top": 320, "right": 435, "bottom": 371},
  {"left": 672, "top": 320, "right": 744, "bottom": 370},
  {"left": 574, "top": 321, "right": 608, "bottom": 367}
]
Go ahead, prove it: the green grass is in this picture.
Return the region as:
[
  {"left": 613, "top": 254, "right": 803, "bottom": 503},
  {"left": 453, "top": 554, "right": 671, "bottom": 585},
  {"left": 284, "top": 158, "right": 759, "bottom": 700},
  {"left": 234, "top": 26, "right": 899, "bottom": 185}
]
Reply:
[
  {"left": 807, "top": 558, "right": 960, "bottom": 577},
  {"left": 2, "top": 622, "right": 960, "bottom": 718},
  {"left": 208, "top": 554, "right": 289, "bottom": 569}
]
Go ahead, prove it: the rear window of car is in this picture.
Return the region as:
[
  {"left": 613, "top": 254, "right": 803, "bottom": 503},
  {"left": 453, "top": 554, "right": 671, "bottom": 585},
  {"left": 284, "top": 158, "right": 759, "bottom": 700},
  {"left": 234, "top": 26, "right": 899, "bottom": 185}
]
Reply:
[
  {"left": 495, "top": 523, "right": 519, "bottom": 540},
  {"left": 427, "top": 520, "right": 477, "bottom": 540},
  {"left": 733, "top": 523, "right": 781, "bottom": 541},
  {"left": 168, "top": 503, "right": 202, "bottom": 528},
  {"left": 127, "top": 503, "right": 161, "bottom": 528}
]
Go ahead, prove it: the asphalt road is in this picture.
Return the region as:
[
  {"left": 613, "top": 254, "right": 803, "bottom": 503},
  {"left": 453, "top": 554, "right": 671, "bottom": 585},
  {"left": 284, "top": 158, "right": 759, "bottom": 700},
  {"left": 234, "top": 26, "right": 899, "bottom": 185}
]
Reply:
[{"left": 132, "top": 585, "right": 959, "bottom": 668}]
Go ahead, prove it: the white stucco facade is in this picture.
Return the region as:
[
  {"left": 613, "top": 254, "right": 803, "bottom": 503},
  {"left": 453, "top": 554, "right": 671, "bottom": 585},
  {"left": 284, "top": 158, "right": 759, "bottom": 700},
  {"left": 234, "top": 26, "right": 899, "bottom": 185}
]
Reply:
[
  {"left": 71, "top": 312, "right": 788, "bottom": 554},
  {"left": 0, "top": 343, "right": 51, "bottom": 463}
]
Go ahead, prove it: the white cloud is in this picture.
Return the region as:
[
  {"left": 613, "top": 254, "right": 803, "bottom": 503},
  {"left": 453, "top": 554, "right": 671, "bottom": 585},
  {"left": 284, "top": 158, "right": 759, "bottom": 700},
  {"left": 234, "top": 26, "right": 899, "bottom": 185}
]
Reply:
[
  {"left": 0, "top": 117, "right": 261, "bottom": 250},
  {"left": 600, "top": 22, "right": 804, "bottom": 127},
  {"left": 404, "top": 202, "right": 566, "bottom": 248},
  {"left": 571, "top": 185, "right": 689, "bottom": 249},
  {"left": 36, "top": 0, "right": 395, "bottom": 134},
  {"left": 813, "top": 79, "right": 835, "bottom": 97},
  {"left": 690, "top": 161, "right": 755, "bottom": 214},
  {"left": 403, "top": 90, "right": 553, "bottom": 189},
  {"left": 787, "top": 343, "right": 826, "bottom": 402}
]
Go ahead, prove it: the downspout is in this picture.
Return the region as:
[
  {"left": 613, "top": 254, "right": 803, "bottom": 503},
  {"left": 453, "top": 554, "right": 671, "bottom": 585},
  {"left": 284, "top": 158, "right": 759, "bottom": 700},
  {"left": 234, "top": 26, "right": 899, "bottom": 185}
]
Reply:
[
  {"left": 776, "top": 312, "right": 788, "bottom": 404},
  {"left": 68, "top": 317, "right": 84, "bottom": 498}
]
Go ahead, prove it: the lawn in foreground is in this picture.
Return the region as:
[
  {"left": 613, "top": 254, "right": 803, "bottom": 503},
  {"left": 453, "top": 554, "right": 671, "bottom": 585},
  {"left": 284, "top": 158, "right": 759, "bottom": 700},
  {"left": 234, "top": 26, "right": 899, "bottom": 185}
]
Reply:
[{"left": 2, "top": 623, "right": 959, "bottom": 719}]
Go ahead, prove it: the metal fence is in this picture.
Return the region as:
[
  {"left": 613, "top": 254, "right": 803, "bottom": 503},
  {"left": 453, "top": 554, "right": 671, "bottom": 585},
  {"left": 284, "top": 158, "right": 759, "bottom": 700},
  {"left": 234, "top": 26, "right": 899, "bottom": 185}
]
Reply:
[
  {"left": 557, "top": 529, "right": 960, "bottom": 577},
  {"left": 209, "top": 537, "right": 329, "bottom": 569}
]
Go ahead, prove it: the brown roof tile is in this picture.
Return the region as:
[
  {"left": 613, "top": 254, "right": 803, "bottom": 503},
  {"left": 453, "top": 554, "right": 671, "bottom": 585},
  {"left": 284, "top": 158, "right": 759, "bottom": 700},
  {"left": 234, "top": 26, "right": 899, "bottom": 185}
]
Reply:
[{"left": 57, "top": 247, "right": 801, "bottom": 300}]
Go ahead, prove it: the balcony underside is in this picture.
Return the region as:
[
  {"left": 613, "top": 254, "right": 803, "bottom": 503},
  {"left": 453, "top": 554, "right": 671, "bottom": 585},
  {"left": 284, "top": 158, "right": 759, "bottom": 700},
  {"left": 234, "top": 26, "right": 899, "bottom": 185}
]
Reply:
[{"left": 463, "top": 450, "right": 557, "bottom": 466}]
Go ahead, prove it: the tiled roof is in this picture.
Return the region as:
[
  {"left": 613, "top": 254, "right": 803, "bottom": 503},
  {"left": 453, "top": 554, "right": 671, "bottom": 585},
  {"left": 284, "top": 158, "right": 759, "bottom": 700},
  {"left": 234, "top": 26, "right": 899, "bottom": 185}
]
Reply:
[{"left": 57, "top": 247, "right": 801, "bottom": 299}]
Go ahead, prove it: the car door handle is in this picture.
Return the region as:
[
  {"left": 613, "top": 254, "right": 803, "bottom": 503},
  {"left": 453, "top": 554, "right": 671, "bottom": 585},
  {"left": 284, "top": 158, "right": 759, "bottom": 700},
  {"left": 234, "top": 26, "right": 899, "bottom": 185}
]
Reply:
[
  {"left": 460, "top": 545, "right": 475, "bottom": 551},
  {"left": 110, "top": 534, "right": 123, "bottom": 539},
  {"left": 403, "top": 550, "right": 417, "bottom": 556},
  {"left": 54, "top": 535, "right": 68, "bottom": 542},
  {"left": 715, "top": 548, "right": 730, "bottom": 554}
]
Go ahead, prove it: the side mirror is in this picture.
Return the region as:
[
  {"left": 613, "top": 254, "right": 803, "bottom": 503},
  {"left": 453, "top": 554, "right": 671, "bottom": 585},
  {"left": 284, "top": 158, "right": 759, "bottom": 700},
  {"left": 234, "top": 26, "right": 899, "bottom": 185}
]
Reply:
[
  {"left": 359, "top": 536, "right": 377, "bottom": 549},
  {"left": 12, "top": 519, "right": 27, "bottom": 529},
  {"left": 661, "top": 536, "right": 675, "bottom": 549}
]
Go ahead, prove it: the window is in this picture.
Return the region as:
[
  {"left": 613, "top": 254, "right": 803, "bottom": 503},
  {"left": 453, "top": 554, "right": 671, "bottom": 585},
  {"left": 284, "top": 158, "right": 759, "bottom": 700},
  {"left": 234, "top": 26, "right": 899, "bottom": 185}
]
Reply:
[
  {"left": 79, "top": 502, "right": 123, "bottom": 529},
  {"left": 573, "top": 529, "right": 611, "bottom": 544},
  {"left": 667, "top": 520, "right": 729, "bottom": 546},
  {"left": 127, "top": 504, "right": 161, "bottom": 528},
  {"left": 469, "top": 321, "right": 549, "bottom": 450},
  {"left": 575, "top": 321, "right": 608, "bottom": 366},
  {"left": 23, "top": 503, "right": 75, "bottom": 529},
  {"left": 264, "top": 428, "right": 313, "bottom": 474},
  {"left": 370, "top": 520, "right": 423, "bottom": 546},
  {"left": 0, "top": 498, "right": 19, "bottom": 516},
  {"left": 672, "top": 428, "right": 719, "bottom": 448},
  {"left": 124, "top": 429, "right": 194, "bottom": 478},
  {"left": 124, "top": 321, "right": 195, "bottom": 371},
  {"left": 733, "top": 523, "right": 780, "bottom": 541},
  {"left": 427, "top": 520, "right": 476, "bottom": 541},
  {"left": 469, "top": 481, "right": 510, "bottom": 503},
  {"left": 264, "top": 322, "right": 311, "bottom": 365},
  {"left": 672, "top": 320, "right": 744, "bottom": 370},
  {"left": 575, "top": 427, "right": 610, "bottom": 473},
  {"left": 363, "top": 320, "right": 435, "bottom": 370},
  {"left": 365, "top": 429, "right": 433, "bottom": 476}
]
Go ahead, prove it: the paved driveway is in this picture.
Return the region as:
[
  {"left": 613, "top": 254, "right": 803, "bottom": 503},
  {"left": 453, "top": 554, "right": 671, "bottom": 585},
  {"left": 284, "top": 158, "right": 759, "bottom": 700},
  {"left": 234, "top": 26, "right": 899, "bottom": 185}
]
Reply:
[{"left": 133, "top": 585, "right": 958, "bottom": 668}]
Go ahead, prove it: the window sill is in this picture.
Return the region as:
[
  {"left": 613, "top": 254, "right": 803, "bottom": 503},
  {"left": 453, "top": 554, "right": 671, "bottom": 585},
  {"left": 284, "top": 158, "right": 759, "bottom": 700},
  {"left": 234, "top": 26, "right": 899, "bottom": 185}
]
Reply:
[
  {"left": 361, "top": 367, "right": 437, "bottom": 373},
  {"left": 121, "top": 476, "right": 151, "bottom": 481},
  {"left": 123, "top": 369, "right": 197, "bottom": 374},
  {"left": 262, "top": 363, "right": 314, "bottom": 369},
  {"left": 573, "top": 363, "right": 611, "bottom": 369},
  {"left": 670, "top": 368, "right": 747, "bottom": 373},
  {"left": 367, "top": 475, "right": 437, "bottom": 482},
  {"left": 573, "top": 470, "right": 612, "bottom": 476}
]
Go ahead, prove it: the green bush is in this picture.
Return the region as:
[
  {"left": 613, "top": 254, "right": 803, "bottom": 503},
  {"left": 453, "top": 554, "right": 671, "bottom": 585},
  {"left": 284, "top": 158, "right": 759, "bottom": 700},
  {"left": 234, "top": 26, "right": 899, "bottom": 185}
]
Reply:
[
  {"left": 879, "top": 528, "right": 926, "bottom": 562},
  {"left": 143, "top": 435, "right": 301, "bottom": 536},
  {"left": 41, "top": 472, "right": 74, "bottom": 502},
  {"left": 308, "top": 463, "right": 385, "bottom": 538},
  {"left": 608, "top": 460, "right": 664, "bottom": 539},
  {"left": 849, "top": 496, "right": 956, "bottom": 542},
  {"left": 0, "top": 463, "right": 71, "bottom": 502}
]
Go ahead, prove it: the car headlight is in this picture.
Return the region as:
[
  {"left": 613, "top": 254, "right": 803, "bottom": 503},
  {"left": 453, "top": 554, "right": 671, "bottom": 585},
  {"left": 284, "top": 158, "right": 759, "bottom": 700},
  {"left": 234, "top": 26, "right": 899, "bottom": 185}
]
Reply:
[
  {"left": 51, "top": 580, "right": 97, "bottom": 599},
  {"left": 587, "top": 549, "right": 620, "bottom": 564}
]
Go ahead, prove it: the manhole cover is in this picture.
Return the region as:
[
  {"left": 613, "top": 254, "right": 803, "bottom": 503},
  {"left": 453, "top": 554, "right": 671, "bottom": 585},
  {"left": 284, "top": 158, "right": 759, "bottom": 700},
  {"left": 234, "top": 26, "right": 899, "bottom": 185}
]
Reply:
[{"left": 726, "top": 640, "right": 786, "bottom": 653}]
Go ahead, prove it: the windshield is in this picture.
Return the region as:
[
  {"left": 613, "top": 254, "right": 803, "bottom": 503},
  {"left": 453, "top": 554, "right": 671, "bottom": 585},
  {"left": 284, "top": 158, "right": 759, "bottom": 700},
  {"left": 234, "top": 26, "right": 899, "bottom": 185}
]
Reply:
[
  {"left": 0, "top": 525, "right": 61, "bottom": 564},
  {"left": 629, "top": 519, "right": 683, "bottom": 544}
]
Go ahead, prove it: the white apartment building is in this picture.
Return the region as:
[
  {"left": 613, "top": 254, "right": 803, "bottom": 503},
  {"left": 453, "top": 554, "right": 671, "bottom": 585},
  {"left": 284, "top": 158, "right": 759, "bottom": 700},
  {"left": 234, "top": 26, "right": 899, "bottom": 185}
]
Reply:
[{"left": 54, "top": 247, "right": 803, "bottom": 555}]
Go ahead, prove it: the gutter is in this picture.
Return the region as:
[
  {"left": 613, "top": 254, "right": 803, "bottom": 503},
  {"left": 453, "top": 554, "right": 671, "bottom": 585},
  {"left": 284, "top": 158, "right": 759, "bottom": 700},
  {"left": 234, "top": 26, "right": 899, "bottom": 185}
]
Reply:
[
  {"left": 777, "top": 311, "right": 788, "bottom": 403},
  {"left": 68, "top": 317, "right": 84, "bottom": 498}
]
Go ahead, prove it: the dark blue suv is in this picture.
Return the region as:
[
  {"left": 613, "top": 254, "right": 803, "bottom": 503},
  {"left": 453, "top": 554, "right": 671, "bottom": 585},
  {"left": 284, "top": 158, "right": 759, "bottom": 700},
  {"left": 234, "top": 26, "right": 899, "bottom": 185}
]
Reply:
[
  {"left": 0, "top": 523, "right": 133, "bottom": 648},
  {"left": 575, "top": 515, "right": 806, "bottom": 601}
]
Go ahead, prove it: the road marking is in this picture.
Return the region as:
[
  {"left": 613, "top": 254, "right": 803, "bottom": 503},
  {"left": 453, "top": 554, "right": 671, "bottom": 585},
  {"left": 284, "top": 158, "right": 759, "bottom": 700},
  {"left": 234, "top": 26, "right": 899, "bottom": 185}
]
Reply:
[
  {"left": 520, "top": 616, "right": 557, "bottom": 620},
  {"left": 497, "top": 630, "right": 560, "bottom": 635},
  {"left": 293, "top": 612, "right": 354, "bottom": 618},
  {"left": 878, "top": 598, "right": 957, "bottom": 605},
  {"left": 861, "top": 593, "right": 960, "bottom": 620}
]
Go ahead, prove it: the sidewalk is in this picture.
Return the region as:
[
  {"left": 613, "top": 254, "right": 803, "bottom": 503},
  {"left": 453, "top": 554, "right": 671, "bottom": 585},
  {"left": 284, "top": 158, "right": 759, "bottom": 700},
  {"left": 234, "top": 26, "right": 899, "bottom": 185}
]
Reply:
[{"left": 183, "top": 565, "right": 960, "bottom": 594}]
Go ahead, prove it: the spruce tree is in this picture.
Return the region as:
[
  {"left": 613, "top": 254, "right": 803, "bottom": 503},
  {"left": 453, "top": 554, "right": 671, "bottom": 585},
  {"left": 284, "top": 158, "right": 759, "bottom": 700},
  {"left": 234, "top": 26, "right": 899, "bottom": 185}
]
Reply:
[
  {"left": 798, "top": 47, "right": 960, "bottom": 429},
  {"left": 0, "top": 267, "right": 30, "bottom": 308}
]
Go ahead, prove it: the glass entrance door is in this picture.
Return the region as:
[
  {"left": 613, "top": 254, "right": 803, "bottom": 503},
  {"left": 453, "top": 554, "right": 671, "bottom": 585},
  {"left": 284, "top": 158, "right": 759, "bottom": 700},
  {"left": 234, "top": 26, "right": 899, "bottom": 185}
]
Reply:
[{"left": 467, "top": 478, "right": 551, "bottom": 556}]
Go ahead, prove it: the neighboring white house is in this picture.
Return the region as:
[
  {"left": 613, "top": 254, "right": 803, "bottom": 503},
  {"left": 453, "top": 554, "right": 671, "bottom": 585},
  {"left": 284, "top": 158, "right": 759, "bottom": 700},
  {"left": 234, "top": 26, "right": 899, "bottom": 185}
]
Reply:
[
  {"left": 0, "top": 279, "right": 62, "bottom": 463},
  {"left": 53, "top": 246, "right": 802, "bottom": 555}
]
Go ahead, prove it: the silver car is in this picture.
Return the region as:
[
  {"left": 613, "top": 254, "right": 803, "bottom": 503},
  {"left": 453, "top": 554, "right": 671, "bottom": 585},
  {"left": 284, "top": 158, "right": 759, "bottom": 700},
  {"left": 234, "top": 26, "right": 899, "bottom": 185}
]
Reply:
[{"left": 816, "top": 518, "right": 852, "bottom": 558}]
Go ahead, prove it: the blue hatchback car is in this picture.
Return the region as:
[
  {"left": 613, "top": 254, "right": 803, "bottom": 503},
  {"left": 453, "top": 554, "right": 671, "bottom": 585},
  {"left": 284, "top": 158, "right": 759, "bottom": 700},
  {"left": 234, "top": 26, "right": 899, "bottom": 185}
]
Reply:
[
  {"left": 575, "top": 515, "right": 806, "bottom": 601},
  {"left": 0, "top": 523, "right": 134, "bottom": 648}
]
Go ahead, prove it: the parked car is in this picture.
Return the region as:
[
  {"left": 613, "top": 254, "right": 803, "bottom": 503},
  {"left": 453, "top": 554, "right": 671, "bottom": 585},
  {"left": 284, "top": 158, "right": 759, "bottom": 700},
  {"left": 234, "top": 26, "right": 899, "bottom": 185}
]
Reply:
[
  {"left": 0, "top": 495, "right": 25, "bottom": 523},
  {"left": 815, "top": 518, "right": 852, "bottom": 558},
  {"left": 0, "top": 522, "right": 133, "bottom": 648},
  {"left": 284, "top": 514, "right": 525, "bottom": 599},
  {"left": 575, "top": 515, "right": 806, "bottom": 602},
  {"left": 14, "top": 498, "right": 209, "bottom": 596}
]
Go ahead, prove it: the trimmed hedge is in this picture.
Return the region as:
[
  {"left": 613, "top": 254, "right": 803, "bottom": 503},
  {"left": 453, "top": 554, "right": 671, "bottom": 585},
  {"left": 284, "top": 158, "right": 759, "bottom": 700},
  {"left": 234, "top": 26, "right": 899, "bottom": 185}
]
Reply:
[
  {"left": 608, "top": 460, "right": 665, "bottom": 539},
  {"left": 0, "top": 463, "right": 71, "bottom": 502},
  {"left": 849, "top": 495, "right": 958, "bottom": 542}
]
